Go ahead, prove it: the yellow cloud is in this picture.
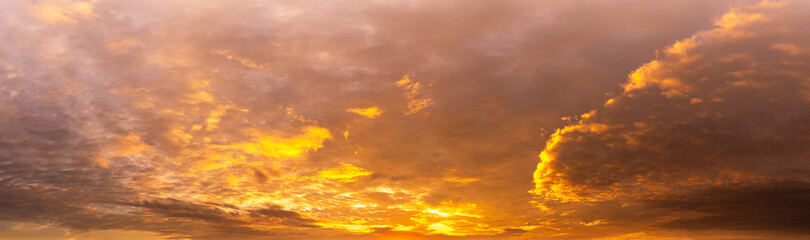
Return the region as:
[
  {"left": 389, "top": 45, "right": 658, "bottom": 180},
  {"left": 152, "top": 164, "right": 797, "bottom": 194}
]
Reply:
[
  {"left": 406, "top": 98, "right": 433, "bottom": 115},
  {"left": 183, "top": 91, "right": 215, "bottom": 104},
  {"left": 215, "top": 50, "right": 269, "bottom": 69},
  {"left": 28, "top": 0, "right": 96, "bottom": 25},
  {"left": 396, "top": 75, "right": 433, "bottom": 115},
  {"left": 444, "top": 177, "right": 479, "bottom": 184},
  {"left": 218, "top": 126, "right": 332, "bottom": 159},
  {"left": 623, "top": 6, "right": 774, "bottom": 98},
  {"left": 713, "top": 9, "right": 766, "bottom": 30},
  {"left": 106, "top": 38, "right": 141, "bottom": 54},
  {"left": 89, "top": 157, "right": 109, "bottom": 168},
  {"left": 428, "top": 222, "right": 456, "bottom": 235},
  {"left": 665, "top": 36, "right": 698, "bottom": 56},
  {"left": 91, "top": 133, "right": 152, "bottom": 168},
  {"left": 532, "top": 120, "right": 613, "bottom": 207},
  {"left": 395, "top": 75, "right": 412, "bottom": 87},
  {"left": 347, "top": 107, "right": 383, "bottom": 119},
  {"left": 421, "top": 202, "right": 482, "bottom": 219},
  {"left": 317, "top": 163, "right": 372, "bottom": 182},
  {"left": 592, "top": 232, "right": 685, "bottom": 240},
  {"left": 205, "top": 105, "right": 239, "bottom": 131},
  {"left": 533, "top": 0, "right": 798, "bottom": 214},
  {"left": 167, "top": 125, "right": 193, "bottom": 146},
  {"left": 111, "top": 133, "right": 151, "bottom": 156}
]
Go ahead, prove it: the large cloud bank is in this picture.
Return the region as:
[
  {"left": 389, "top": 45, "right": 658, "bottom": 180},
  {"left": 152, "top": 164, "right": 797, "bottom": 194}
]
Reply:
[
  {"left": 533, "top": 1, "right": 810, "bottom": 237},
  {"left": 4, "top": 0, "right": 806, "bottom": 239}
]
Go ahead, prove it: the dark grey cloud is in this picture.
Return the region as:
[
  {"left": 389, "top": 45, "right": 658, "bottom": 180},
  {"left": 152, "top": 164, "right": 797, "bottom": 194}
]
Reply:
[
  {"left": 251, "top": 205, "right": 319, "bottom": 228},
  {"left": 132, "top": 198, "right": 242, "bottom": 223},
  {"left": 649, "top": 181, "right": 810, "bottom": 233}
]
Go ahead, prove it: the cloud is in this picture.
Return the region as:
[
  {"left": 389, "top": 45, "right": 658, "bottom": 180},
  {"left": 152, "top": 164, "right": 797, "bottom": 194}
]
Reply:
[
  {"left": 251, "top": 205, "right": 320, "bottom": 228},
  {"left": 444, "top": 177, "right": 479, "bottom": 184},
  {"left": 396, "top": 75, "right": 433, "bottom": 115},
  {"left": 216, "top": 126, "right": 333, "bottom": 159},
  {"left": 28, "top": 0, "right": 96, "bottom": 25},
  {"left": 532, "top": 0, "right": 810, "bottom": 234},
  {"left": 648, "top": 181, "right": 810, "bottom": 233},
  {"left": 316, "top": 163, "right": 373, "bottom": 182},
  {"left": 1, "top": 0, "right": 790, "bottom": 239},
  {"left": 348, "top": 106, "right": 383, "bottom": 119},
  {"left": 132, "top": 198, "right": 242, "bottom": 223}
]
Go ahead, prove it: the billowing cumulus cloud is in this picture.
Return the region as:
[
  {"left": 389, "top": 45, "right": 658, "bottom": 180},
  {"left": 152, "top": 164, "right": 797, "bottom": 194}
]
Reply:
[
  {"left": 3, "top": 0, "right": 806, "bottom": 239},
  {"left": 533, "top": 0, "right": 810, "bottom": 237}
]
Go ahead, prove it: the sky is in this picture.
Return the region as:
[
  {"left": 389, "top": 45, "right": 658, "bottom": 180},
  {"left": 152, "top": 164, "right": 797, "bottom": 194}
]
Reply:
[{"left": 0, "top": 0, "right": 809, "bottom": 239}]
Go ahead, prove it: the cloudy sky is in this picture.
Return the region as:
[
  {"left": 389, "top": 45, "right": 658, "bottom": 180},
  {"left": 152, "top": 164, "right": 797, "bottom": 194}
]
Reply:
[{"left": 1, "top": 0, "right": 809, "bottom": 239}]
